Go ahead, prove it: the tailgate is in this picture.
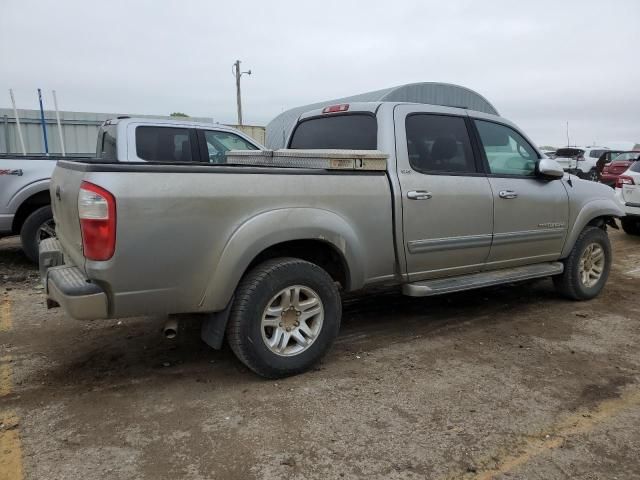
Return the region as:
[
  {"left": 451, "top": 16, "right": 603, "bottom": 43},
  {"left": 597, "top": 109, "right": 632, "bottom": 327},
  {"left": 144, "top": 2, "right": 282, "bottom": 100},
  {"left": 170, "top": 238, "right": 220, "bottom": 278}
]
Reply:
[{"left": 50, "top": 162, "right": 86, "bottom": 268}]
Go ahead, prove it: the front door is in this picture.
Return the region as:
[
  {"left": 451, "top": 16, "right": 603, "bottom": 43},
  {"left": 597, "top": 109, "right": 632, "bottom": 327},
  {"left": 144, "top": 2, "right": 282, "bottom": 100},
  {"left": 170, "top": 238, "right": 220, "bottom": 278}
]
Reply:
[
  {"left": 394, "top": 105, "right": 494, "bottom": 281},
  {"left": 471, "top": 118, "right": 569, "bottom": 268}
]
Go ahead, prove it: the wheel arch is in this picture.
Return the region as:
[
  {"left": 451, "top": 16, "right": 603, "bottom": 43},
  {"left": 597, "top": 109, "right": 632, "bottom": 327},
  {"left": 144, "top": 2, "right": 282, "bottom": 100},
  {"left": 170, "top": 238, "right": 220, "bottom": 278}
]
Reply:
[
  {"left": 560, "top": 199, "right": 623, "bottom": 258},
  {"left": 199, "top": 208, "right": 365, "bottom": 312},
  {"left": 11, "top": 188, "right": 51, "bottom": 235}
]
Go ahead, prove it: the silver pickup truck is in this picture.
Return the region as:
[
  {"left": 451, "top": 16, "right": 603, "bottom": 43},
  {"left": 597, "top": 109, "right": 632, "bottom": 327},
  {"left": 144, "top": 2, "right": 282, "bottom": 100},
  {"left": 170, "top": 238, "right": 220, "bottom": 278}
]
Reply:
[
  {"left": 1, "top": 155, "right": 79, "bottom": 262},
  {"left": 41, "top": 100, "right": 624, "bottom": 378},
  {"left": 1, "top": 118, "right": 260, "bottom": 262}
]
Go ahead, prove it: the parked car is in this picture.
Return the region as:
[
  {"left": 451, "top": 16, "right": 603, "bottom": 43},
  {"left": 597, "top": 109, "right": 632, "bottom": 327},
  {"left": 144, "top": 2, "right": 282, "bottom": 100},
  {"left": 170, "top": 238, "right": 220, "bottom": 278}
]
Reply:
[
  {"left": 554, "top": 146, "right": 610, "bottom": 181},
  {"left": 614, "top": 160, "right": 640, "bottom": 235},
  {"left": 40, "top": 100, "right": 623, "bottom": 378},
  {"left": 540, "top": 149, "right": 557, "bottom": 159},
  {"left": 601, "top": 152, "right": 640, "bottom": 187},
  {"left": 0, "top": 118, "right": 261, "bottom": 262}
]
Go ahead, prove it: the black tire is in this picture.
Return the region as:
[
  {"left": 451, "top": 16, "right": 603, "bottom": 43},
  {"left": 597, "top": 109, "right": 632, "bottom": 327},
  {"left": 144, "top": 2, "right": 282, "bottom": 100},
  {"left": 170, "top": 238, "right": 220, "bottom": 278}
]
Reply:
[
  {"left": 226, "top": 257, "right": 341, "bottom": 378},
  {"left": 20, "top": 205, "right": 54, "bottom": 264},
  {"left": 621, "top": 217, "right": 640, "bottom": 236},
  {"left": 553, "top": 226, "right": 611, "bottom": 300},
  {"left": 586, "top": 169, "right": 599, "bottom": 182}
]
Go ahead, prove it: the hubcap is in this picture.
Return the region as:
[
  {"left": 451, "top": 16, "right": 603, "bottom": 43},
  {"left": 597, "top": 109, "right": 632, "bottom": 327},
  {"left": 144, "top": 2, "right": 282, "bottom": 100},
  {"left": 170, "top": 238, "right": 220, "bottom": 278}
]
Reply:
[
  {"left": 579, "top": 242, "right": 605, "bottom": 288},
  {"left": 261, "top": 285, "right": 324, "bottom": 356},
  {"left": 37, "top": 219, "right": 56, "bottom": 242}
]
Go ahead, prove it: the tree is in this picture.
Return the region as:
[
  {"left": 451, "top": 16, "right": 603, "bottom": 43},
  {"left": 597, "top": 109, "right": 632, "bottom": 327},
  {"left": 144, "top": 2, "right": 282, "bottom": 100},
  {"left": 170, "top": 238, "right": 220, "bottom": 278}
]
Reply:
[{"left": 170, "top": 112, "right": 189, "bottom": 118}]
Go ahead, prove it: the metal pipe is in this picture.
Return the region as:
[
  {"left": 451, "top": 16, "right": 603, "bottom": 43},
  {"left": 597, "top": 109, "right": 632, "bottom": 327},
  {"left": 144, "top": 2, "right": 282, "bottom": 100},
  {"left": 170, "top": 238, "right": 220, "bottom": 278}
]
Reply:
[
  {"left": 2, "top": 115, "right": 9, "bottom": 153},
  {"left": 37, "top": 88, "right": 49, "bottom": 155},
  {"left": 9, "top": 89, "right": 26, "bottom": 155},
  {"left": 163, "top": 317, "right": 178, "bottom": 339},
  {"left": 52, "top": 90, "right": 66, "bottom": 155}
]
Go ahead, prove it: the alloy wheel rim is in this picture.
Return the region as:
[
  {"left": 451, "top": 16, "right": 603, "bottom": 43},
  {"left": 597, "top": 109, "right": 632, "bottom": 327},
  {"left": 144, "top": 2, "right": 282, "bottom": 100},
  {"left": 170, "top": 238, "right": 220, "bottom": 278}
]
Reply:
[
  {"left": 260, "top": 285, "right": 324, "bottom": 356},
  {"left": 578, "top": 242, "right": 605, "bottom": 288}
]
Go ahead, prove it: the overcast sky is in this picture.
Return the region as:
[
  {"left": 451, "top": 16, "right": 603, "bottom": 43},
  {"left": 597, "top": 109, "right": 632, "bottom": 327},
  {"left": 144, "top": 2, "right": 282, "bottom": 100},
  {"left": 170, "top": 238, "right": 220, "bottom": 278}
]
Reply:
[{"left": 1, "top": 0, "right": 639, "bottom": 147}]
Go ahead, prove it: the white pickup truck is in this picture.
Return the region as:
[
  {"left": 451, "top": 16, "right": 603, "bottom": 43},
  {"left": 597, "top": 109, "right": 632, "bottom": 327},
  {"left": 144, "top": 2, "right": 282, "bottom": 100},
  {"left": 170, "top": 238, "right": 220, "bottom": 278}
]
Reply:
[
  {"left": 41, "top": 95, "right": 623, "bottom": 378},
  {"left": 0, "top": 118, "right": 261, "bottom": 261}
]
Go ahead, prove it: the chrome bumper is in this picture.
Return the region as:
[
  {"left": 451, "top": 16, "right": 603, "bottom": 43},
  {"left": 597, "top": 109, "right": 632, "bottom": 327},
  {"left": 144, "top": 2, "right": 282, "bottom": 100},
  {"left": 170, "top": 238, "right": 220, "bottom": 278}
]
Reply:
[{"left": 39, "top": 238, "right": 108, "bottom": 320}]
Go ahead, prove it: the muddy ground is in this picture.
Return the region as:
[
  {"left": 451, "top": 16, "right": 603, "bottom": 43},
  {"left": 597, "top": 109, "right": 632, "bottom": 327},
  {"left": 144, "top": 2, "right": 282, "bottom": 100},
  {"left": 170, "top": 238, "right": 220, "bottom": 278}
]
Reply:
[{"left": 1, "top": 230, "right": 639, "bottom": 480}]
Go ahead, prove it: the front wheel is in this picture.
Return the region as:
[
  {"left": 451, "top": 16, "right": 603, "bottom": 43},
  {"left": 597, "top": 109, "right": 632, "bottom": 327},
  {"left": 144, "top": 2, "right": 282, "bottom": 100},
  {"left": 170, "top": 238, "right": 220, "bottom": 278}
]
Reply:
[
  {"left": 226, "top": 258, "right": 341, "bottom": 378},
  {"left": 586, "top": 169, "right": 599, "bottom": 182},
  {"left": 621, "top": 217, "right": 640, "bottom": 236},
  {"left": 553, "top": 226, "right": 611, "bottom": 300}
]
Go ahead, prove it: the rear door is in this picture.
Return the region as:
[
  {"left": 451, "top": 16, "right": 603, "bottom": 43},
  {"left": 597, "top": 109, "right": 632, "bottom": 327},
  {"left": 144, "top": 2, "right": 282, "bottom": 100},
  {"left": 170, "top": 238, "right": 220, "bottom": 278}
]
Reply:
[
  {"left": 394, "top": 105, "right": 494, "bottom": 280},
  {"left": 471, "top": 118, "right": 569, "bottom": 268}
]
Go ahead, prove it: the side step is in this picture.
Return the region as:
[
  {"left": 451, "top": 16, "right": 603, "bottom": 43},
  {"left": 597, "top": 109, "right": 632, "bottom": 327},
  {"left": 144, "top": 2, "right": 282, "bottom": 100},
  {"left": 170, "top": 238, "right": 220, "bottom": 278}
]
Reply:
[{"left": 402, "top": 262, "right": 564, "bottom": 297}]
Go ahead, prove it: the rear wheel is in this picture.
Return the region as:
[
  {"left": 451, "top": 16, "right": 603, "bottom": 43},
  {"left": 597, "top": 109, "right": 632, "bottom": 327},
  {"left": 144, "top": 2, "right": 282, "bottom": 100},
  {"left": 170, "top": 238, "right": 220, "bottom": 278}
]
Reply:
[
  {"left": 553, "top": 226, "right": 611, "bottom": 300},
  {"left": 20, "top": 205, "right": 55, "bottom": 263},
  {"left": 226, "top": 257, "right": 341, "bottom": 378},
  {"left": 621, "top": 217, "right": 640, "bottom": 235}
]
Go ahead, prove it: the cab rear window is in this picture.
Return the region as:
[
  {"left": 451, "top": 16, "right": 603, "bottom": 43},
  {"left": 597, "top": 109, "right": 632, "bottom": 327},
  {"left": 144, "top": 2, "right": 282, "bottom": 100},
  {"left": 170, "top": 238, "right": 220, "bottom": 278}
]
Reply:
[
  {"left": 289, "top": 114, "right": 377, "bottom": 150},
  {"left": 98, "top": 126, "right": 118, "bottom": 160}
]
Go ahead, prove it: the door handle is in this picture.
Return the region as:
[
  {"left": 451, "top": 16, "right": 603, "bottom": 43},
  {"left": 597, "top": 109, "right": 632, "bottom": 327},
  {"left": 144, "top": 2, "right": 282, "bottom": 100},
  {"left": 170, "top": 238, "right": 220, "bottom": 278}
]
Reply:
[
  {"left": 499, "top": 190, "right": 518, "bottom": 199},
  {"left": 407, "top": 190, "right": 432, "bottom": 200}
]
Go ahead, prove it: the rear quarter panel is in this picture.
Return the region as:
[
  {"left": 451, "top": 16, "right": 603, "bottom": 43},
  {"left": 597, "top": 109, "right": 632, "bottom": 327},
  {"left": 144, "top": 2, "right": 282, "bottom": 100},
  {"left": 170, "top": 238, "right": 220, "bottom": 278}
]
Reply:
[{"left": 80, "top": 168, "right": 395, "bottom": 317}]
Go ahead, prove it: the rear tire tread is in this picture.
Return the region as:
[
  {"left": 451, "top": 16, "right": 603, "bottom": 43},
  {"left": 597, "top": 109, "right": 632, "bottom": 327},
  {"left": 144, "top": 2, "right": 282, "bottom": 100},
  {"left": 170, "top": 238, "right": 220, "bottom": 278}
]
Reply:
[{"left": 226, "top": 257, "right": 340, "bottom": 378}]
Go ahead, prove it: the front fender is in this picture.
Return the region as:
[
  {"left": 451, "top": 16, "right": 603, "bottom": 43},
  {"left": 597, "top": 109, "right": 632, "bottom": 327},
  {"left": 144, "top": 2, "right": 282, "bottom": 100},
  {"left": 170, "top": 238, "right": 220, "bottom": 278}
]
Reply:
[
  {"left": 561, "top": 198, "right": 624, "bottom": 258},
  {"left": 199, "top": 207, "right": 366, "bottom": 312}
]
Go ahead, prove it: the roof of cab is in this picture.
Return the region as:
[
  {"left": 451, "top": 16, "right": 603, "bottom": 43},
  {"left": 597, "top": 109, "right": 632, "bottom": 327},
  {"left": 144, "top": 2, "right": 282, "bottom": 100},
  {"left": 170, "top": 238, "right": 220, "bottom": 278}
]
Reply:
[
  {"left": 265, "top": 82, "right": 499, "bottom": 149},
  {"left": 102, "top": 117, "right": 240, "bottom": 132}
]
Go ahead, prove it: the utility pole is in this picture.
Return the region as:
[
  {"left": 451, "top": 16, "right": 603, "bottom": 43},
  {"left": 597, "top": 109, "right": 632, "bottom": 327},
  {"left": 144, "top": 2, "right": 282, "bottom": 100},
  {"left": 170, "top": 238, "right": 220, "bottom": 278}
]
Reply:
[{"left": 232, "top": 60, "right": 251, "bottom": 126}]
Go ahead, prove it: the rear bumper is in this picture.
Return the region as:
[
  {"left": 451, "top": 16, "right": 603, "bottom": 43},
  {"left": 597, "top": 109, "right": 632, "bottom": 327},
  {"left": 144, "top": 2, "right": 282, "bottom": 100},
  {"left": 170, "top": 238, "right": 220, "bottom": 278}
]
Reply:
[{"left": 39, "top": 238, "right": 108, "bottom": 320}]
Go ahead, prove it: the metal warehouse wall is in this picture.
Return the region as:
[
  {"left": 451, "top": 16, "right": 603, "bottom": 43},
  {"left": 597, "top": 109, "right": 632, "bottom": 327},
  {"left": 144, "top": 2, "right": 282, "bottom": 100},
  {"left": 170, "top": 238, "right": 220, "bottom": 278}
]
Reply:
[{"left": 0, "top": 108, "right": 265, "bottom": 154}]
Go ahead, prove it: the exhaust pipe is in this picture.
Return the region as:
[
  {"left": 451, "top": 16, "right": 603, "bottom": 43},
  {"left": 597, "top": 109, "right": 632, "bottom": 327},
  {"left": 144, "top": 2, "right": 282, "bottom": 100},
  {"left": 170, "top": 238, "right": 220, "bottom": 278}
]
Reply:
[{"left": 163, "top": 317, "right": 178, "bottom": 339}]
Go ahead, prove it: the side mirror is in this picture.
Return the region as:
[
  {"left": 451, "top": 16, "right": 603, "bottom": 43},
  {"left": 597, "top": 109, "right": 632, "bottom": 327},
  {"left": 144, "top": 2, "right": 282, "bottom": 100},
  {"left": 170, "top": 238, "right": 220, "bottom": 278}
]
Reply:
[{"left": 537, "top": 158, "right": 564, "bottom": 179}]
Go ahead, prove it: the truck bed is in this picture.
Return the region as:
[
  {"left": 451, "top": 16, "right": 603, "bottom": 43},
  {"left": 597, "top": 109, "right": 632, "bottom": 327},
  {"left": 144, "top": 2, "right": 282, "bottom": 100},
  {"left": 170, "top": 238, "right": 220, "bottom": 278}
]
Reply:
[{"left": 50, "top": 160, "right": 397, "bottom": 318}]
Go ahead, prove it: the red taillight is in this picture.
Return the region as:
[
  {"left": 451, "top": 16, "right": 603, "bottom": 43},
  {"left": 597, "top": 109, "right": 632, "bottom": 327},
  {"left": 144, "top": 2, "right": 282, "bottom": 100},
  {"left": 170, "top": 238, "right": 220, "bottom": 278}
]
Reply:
[
  {"left": 616, "top": 175, "right": 635, "bottom": 188},
  {"left": 322, "top": 104, "right": 349, "bottom": 114},
  {"left": 78, "top": 181, "right": 116, "bottom": 261},
  {"left": 576, "top": 155, "right": 585, "bottom": 162},
  {"left": 602, "top": 165, "right": 609, "bottom": 173}
]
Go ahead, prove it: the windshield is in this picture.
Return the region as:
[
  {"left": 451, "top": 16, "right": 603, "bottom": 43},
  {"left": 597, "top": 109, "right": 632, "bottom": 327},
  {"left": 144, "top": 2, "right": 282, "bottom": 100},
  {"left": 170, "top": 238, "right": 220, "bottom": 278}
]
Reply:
[
  {"left": 289, "top": 114, "right": 377, "bottom": 149},
  {"left": 613, "top": 152, "right": 640, "bottom": 162}
]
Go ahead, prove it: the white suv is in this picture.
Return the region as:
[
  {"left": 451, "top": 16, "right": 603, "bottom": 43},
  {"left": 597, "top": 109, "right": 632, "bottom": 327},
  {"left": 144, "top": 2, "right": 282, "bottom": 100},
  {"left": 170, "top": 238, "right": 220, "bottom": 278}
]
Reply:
[
  {"left": 554, "top": 146, "right": 609, "bottom": 181},
  {"left": 615, "top": 160, "right": 640, "bottom": 235}
]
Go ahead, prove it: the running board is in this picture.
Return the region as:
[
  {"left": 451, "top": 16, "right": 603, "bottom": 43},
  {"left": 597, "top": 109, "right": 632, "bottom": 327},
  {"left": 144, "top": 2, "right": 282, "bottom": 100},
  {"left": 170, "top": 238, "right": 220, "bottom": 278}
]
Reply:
[{"left": 402, "top": 262, "right": 564, "bottom": 297}]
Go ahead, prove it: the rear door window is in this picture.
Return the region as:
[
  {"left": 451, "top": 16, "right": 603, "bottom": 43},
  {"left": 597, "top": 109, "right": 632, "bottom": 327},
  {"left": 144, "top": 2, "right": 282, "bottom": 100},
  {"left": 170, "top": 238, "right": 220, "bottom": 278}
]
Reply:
[
  {"left": 405, "top": 114, "right": 477, "bottom": 174},
  {"left": 136, "top": 126, "right": 194, "bottom": 162},
  {"left": 289, "top": 114, "right": 377, "bottom": 149}
]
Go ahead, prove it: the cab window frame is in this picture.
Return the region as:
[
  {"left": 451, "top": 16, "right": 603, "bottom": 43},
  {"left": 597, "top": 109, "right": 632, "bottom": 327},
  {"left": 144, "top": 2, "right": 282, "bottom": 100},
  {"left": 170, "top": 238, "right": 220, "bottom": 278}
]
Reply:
[
  {"left": 404, "top": 113, "right": 484, "bottom": 177},
  {"left": 469, "top": 118, "right": 541, "bottom": 178}
]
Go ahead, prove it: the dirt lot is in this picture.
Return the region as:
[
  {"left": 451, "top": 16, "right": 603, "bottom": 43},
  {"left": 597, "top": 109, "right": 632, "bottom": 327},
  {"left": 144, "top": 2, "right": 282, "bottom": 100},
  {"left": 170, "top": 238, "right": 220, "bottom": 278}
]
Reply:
[{"left": 1, "top": 230, "right": 639, "bottom": 480}]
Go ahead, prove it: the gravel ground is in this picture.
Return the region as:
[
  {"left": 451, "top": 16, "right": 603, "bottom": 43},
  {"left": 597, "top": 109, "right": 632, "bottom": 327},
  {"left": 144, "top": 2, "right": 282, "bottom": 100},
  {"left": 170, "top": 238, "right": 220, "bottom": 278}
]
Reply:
[{"left": 1, "top": 230, "right": 639, "bottom": 480}]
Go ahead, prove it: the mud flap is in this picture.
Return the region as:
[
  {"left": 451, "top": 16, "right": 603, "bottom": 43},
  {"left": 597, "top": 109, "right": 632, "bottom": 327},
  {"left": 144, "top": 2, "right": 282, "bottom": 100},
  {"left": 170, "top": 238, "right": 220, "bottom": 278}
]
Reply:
[{"left": 200, "top": 300, "right": 233, "bottom": 350}]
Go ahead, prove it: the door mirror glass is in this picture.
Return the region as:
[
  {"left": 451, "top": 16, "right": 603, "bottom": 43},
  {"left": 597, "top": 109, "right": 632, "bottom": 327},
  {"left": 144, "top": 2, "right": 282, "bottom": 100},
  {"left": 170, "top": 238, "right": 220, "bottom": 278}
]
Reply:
[{"left": 537, "top": 158, "right": 564, "bottom": 178}]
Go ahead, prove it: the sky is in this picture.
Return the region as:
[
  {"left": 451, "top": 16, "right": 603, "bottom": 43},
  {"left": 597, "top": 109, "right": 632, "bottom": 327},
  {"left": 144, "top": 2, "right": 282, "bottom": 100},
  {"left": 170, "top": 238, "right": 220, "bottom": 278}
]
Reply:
[{"left": 1, "top": 0, "right": 639, "bottom": 147}]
